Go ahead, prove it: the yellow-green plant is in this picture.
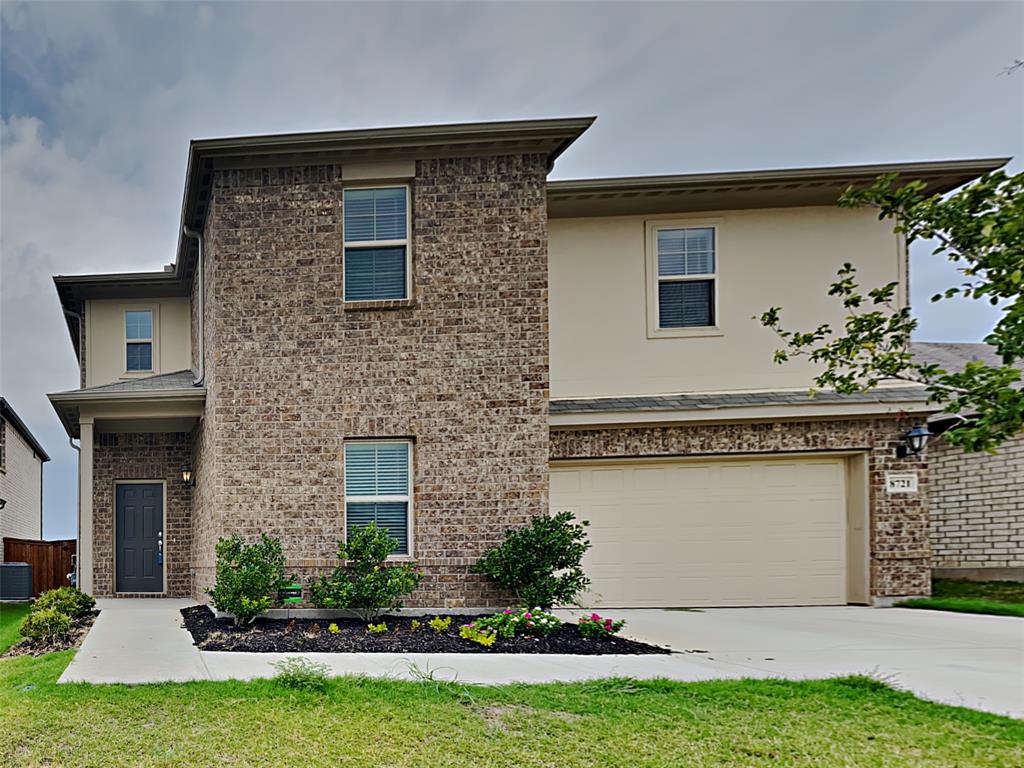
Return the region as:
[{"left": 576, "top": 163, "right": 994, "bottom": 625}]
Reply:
[
  {"left": 327, "top": 623, "right": 340, "bottom": 634},
  {"left": 428, "top": 616, "right": 451, "bottom": 634},
  {"left": 367, "top": 622, "right": 388, "bottom": 634},
  {"left": 458, "top": 622, "right": 497, "bottom": 647}
]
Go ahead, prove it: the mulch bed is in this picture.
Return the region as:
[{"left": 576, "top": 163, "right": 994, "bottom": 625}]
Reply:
[
  {"left": 2, "top": 611, "right": 99, "bottom": 658},
  {"left": 181, "top": 606, "right": 671, "bottom": 655}
]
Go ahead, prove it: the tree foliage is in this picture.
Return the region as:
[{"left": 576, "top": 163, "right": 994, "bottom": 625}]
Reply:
[{"left": 758, "top": 170, "right": 1024, "bottom": 452}]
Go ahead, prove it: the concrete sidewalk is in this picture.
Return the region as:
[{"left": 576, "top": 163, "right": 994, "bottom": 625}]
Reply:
[{"left": 58, "top": 599, "right": 1023, "bottom": 719}]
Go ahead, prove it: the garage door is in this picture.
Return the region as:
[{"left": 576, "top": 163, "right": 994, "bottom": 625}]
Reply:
[{"left": 550, "top": 457, "right": 848, "bottom": 607}]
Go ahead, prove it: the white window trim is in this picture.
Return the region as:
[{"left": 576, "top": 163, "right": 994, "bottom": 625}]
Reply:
[
  {"left": 122, "top": 306, "right": 159, "bottom": 376},
  {"left": 645, "top": 218, "right": 723, "bottom": 339},
  {"left": 342, "top": 184, "right": 413, "bottom": 302},
  {"left": 343, "top": 439, "right": 414, "bottom": 560}
]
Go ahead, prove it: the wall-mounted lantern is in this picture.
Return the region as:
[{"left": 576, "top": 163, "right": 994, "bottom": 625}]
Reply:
[
  {"left": 895, "top": 425, "right": 930, "bottom": 459},
  {"left": 180, "top": 463, "right": 195, "bottom": 487}
]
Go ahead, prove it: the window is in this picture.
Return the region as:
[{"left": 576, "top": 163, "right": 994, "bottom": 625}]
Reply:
[
  {"left": 343, "top": 186, "right": 410, "bottom": 301},
  {"left": 654, "top": 226, "right": 716, "bottom": 329},
  {"left": 125, "top": 310, "right": 153, "bottom": 371},
  {"left": 344, "top": 441, "right": 412, "bottom": 556}
]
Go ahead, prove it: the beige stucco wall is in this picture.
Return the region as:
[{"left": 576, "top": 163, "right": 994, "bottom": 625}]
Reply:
[
  {"left": 85, "top": 297, "right": 192, "bottom": 387},
  {"left": 0, "top": 419, "right": 44, "bottom": 561},
  {"left": 549, "top": 206, "right": 903, "bottom": 398}
]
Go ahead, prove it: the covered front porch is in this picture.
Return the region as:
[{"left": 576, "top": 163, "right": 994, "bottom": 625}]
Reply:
[{"left": 48, "top": 371, "right": 205, "bottom": 598}]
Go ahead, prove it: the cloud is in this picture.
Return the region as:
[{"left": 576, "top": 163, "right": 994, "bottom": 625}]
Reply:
[{"left": 1, "top": 0, "right": 1021, "bottom": 537}]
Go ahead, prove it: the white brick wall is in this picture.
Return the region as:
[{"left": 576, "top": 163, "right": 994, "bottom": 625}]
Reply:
[
  {"left": 928, "top": 433, "right": 1024, "bottom": 569},
  {"left": 0, "top": 418, "right": 44, "bottom": 562}
]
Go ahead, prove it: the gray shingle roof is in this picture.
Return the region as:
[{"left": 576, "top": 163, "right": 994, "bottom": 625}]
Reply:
[
  {"left": 61, "top": 369, "right": 198, "bottom": 395},
  {"left": 910, "top": 342, "right": 1008, "bottom": 371},
  {"left": 550, "top": 386, "right": 929, "bottom": 415}
]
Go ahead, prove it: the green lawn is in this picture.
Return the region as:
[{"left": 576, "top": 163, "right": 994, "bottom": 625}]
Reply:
[
  {"left": 898, "top": 579, "right": 1024, "bottom": 617},
  {"left": 1, "top": 652, "right": 1021, "bottom": 767},
  {"left": 0, "top": 603, "right": 31, "bottom": 653}
]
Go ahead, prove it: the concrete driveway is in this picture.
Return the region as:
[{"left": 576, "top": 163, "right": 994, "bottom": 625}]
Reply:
[{"left": 601, "top": 606, "right": 1024, "bottom": 718}]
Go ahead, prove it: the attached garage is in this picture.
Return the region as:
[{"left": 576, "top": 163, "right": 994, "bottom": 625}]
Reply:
[{"left": 550, "top": 455, "right": 867, "bottom": 608}]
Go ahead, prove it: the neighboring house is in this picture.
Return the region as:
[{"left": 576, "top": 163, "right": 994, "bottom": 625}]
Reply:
[
  {"left": 911, "top": 342, "right": 1024, "bottom": 581},
  {"left": 0, "top": 398, "right": 50, "bottom": 561},
  {"left": 46, "top": 117, "right": 1007, "bottom": 607}
]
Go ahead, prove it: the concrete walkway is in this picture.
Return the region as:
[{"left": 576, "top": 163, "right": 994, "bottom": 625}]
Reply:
[
  {"left": 60, "top": 599, "right": 209, "bottom": 684},
  {"left": 59, "top": 599, "right": 1023, "bottom": 719}
]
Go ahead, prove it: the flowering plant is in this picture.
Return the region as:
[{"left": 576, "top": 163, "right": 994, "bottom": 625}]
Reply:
[
  {"left": 472, "top": 607, "right": 562, "bottom": 639},
  {"left": 577, "top": 613, "right": 625, "bottom": 639}
]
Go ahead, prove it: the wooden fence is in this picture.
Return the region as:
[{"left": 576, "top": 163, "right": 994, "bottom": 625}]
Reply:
[{"left": 3, "top": 538, "right": 76, "bottom": 596}]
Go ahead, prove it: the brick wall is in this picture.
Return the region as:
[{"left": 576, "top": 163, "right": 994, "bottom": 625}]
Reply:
[
  {"left": 191, "top": 155, "right": 550, "bottom": 607},
  {"left": 92, "top": 432, "right": 192, "bottom": 597},
  {"left": 550, "top": 416, "right": 932, "bottom": 598},
  {"left": 929, "top": 433, "right": 1024, "bottom": 572}
]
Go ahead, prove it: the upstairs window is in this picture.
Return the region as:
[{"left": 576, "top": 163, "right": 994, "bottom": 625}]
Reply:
[
  {"left": 343, "top": 186, "right": 410, "bottom": 301},
  {"left": 125, "top": 310, "right": 153, "bottom": 371},
  {"left": 655, "top": 226, "right": 716, "bottom": 328},
  {"left": 344, "top": 440, "right": 412, "bottom": 556}
]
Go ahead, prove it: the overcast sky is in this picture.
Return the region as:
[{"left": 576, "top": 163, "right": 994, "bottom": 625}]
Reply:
[{"left": 1, "top": 1, "right": 1021, "bottom": 539}]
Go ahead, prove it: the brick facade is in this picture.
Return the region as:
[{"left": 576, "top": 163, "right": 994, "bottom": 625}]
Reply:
[
  {"left": 188, "top": 155, "right": 550, "bottom": 607},
  {"left": 91, "top": 432, "right": 192, "bottom": 597},
  {"left": 929, "top": 433, "right": 1024, "bottom": 574},
  {"left": 550, "top": 416, "right": 932, "bottom": 598}
]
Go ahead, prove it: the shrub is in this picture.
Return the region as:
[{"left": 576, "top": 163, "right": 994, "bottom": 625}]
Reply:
[
  {"left": 271, "top": 657, "right": 330, "bottom": 692},
  {"left": 310, "top": 524, "right": 423, "bottom": 621},
  {"left": 577, "top": 613, "right": 625, "bottom": 639},
  {"left": 33, "top": 587, "right": 95, "bottom": 619},
  {"left": 458, "top": 623, "right": 497, "bottom": 647},
  {"left": 207, "top": 534, "right": 287, "bottom": 626},
  {"left": 20, "top": 609, "right": 72, "bottom": 643},
  {"left": 473, "top": 607, "right": 562, "bottom": 639},
  {"left": 367, "top": 622, "right": 388, "bottom": 634},
  {"left": 472, "top": 511, "right": 591, "bottom": 609},
  {"left": 327, "top": 623, "right": 340, "bottom": 635},
  {"left": 410, "top": 619, "right": 421, "bottom": 632},
  {"left": 428, "top": 616, "right": 452, "bottom": 634}
]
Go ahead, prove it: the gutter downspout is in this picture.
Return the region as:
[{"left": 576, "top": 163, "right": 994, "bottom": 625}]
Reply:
[
  {"left": 182, "top": 225, "right": 205, "bottom": 386},
  {"left": 68, "top": 437, "right": 80, "bottom": 587}
]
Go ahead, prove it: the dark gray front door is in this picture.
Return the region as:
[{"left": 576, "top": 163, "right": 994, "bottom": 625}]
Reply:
[{"left": 115, "top": 483, "right": 163, "bottom": 593}]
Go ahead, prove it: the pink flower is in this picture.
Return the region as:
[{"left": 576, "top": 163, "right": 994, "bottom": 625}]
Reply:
[
  {"left": 503, "top": 608, "right": 512, "bottom": 614},
  {"left": 591, "top": 613, "right": 601, "bottom": 620},
  {"left": 524, "top": 612, "right": 532, "bottom": 619}
]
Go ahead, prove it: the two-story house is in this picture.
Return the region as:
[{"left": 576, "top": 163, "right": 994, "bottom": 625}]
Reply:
[
  {"left": 0, "top": 397, "right": 50, "bottom": 559},
  {"left": 47, "top": 117, "right": 1004, "bottom": 607}
]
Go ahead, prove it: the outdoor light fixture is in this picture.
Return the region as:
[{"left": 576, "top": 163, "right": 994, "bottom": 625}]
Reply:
[
  {"left": 895, "top": 425, "right": 930, "bottom": 459},
  {"left": 180, "top": 463, "right": 195, "bottom": 487},
  {"left": 0, "top": 498, "right": 6, "bottom": 510}
]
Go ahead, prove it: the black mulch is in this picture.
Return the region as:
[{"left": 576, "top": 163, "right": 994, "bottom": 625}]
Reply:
[
  {"left": 180, "top": 606, "right": 671, "bottom": 655},
  {"left": 2, "top": 611, "right": 99, "bottom": 658}
]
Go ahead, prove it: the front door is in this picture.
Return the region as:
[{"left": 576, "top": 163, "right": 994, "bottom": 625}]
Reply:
[{"left": 115, "top": 483, "right": 163, "bottom": 593}]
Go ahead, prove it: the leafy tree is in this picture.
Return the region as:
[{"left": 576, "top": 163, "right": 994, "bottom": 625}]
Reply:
[
  {"left": 758, "top": 170, "right": 1023, "bottom": 452},
  {"left": 472, "top": 511, "right": 591, "bottom": 609}
]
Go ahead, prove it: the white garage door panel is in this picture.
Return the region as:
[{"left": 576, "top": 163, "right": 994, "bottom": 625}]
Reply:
[{"left": 551, "top": 458, "right": 847, "bottom": 607}]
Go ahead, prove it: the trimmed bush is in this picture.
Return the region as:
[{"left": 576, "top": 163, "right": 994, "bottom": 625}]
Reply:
[
  {"left": 472, "top": 511, "right": 591, "bottom": 609},
  {"left": 310, "top": 523, "right": 423, "bottom": 621},
  {"left": 20, "top": 609, "right": 72, "bottom": 643},
  {"left": 208, "top": 534, "right": 287, "bottom": 625},
  {"left": 33, "top": 587, "right": 95, "bottom": 619}
]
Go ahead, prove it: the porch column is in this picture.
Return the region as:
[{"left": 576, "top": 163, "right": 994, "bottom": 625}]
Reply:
[{"left": 79, "top": 417, "right": 94, "bottom": 595}]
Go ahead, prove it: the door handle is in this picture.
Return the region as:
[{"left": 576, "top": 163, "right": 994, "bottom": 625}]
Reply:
[{"left": 157, "top": 532, "right": 164, "bottom": 566}]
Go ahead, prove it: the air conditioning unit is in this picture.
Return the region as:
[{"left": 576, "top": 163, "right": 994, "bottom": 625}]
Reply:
[{"left": 0, "top": 562, "right": 33, "bottom": 601}]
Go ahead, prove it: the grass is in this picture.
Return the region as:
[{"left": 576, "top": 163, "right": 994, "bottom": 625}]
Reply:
[
  {"left": 1, "top": 653, "right": 1021, "bottom": 767},
  {"left": 0, "top": 603, "right": 31, "bottom": 653},
  {"left": 898, "top": 579, "right": 1024, "bottom": 618}
]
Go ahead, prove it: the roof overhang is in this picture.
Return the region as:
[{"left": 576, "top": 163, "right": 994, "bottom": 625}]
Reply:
[
  {"left": 550, "top": 386, "right": 936, "bottom": 428},
  {"left": 547, "top": 157, "right": 1010, "bottom": 218},
  {"left": 48, "top": 388, "right": 206, "bottom": 439},
  {"left": 0, "top": 398, "right": 50, "bottom": 461}
]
